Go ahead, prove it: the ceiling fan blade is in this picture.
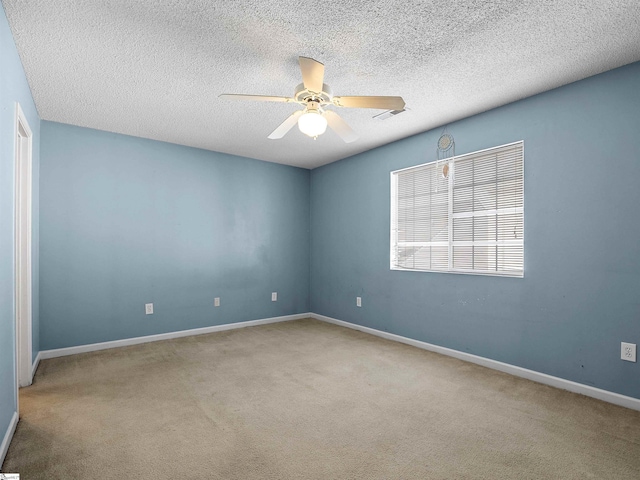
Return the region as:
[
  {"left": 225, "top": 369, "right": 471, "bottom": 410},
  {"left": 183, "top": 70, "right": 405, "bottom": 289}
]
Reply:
[
  {"left": 323, "top": 110, "right": 358, "bottom": 143},
  {"left": 268, "top": 110, "right": 303, "bottom": 139},
  {"left": 299, "top": 57, "right": 325, "bottom": 93},
  {"left": 219, "top": 94, "right": 295, "bottom": 103},
  {"left": 332, "top": 96, "right": 405, "bottom": 110}
]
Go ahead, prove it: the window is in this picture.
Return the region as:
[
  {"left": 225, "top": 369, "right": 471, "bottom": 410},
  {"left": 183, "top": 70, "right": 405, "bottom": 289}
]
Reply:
[{"left": 390, "top": 141, "right": 524, "bottom": 277}]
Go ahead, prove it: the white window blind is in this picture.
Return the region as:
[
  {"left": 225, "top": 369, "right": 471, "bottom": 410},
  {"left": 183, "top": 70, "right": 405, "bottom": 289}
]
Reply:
[{"left": 391, "top": 141, "right": 524, "bottom": 277}]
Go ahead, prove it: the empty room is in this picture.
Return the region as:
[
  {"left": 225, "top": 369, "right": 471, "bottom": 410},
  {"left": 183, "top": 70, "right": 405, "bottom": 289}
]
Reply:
[{"left": 1, "top": 0, "right": 640, "bottom": 478}]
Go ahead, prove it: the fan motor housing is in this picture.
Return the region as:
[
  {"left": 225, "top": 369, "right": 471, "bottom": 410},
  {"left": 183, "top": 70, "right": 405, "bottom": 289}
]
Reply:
[{"left": 294, "top": 83, "right": 333, "bottom": 105}]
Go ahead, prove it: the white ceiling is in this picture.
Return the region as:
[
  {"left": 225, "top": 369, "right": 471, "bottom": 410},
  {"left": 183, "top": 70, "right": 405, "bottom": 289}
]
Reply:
[{"left": 3, "top": 1, "right": 640, "bottom": 169}]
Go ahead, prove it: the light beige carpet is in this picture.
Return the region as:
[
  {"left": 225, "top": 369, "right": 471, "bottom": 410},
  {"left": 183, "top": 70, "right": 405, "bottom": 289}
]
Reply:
[{"left": 3, "top": 318, "right": 640, "bottom": 479}]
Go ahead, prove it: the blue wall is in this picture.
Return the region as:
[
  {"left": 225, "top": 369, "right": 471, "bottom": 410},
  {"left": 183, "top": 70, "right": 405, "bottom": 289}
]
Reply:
[
  {"left": 310, "top": 62, "right": 640, "bottom": 400},
  {"left": 39, "top": 122, "right": 309, "bottom": 350},
  {"left": 0, "top": 2, "right": 40, "bottom": 448}
]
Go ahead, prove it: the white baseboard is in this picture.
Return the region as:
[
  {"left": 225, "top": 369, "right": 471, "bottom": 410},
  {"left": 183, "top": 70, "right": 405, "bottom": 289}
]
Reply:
[
  {"left": 31, "top": 351, "right": 41, "bottom": 380},
  {"left": 35, "top": 311, "right": 640, "bottom": 411},
  {"left": 40, "top": 313, "right": 311, "bottom": 360},
  {"left": 312, "top": 313, "right": 640, "bottom": 412},
  {"left": 0, "top": 411, "right": 18, "bottom": 469}
]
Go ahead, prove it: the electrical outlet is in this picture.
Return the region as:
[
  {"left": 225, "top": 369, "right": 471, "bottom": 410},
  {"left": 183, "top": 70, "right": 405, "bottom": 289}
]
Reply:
[
  {"left": 621, "top": 342, "right": 636, "bottom": 362},
  {"left": 214, "top": 297, "right": 220, "bottom": 307},
  {"left": 271, "top": 292, "right": 277, "bottom": 302},
  {"left": 145, "top": 303, "right": 153, "bottom": 315},
  {"left": 356, "top": 296, "right": 362, "bottom": 307}
]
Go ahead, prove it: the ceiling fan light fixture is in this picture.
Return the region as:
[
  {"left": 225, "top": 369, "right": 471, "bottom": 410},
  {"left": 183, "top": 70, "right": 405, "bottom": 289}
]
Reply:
[
  {"left": 298, "top": 109, "right": 327, "bottom": 138},
  {"left": 222, "top": 56, "right": 403, "bottom": 142}
]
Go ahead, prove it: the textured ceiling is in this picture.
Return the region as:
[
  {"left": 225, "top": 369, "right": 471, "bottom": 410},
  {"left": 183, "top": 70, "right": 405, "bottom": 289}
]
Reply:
[{"left": 3, "top": 1, "right": 640, "bottom": 169}]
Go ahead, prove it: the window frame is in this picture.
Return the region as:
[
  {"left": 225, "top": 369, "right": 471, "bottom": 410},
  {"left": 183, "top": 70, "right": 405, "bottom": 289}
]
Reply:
[{"left": 390, "top": 141, "right": 524, "bottom": 278}]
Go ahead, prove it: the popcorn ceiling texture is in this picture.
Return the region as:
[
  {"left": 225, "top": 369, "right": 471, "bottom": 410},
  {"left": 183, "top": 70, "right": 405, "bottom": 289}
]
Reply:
[{"left": 3, "top": 0, "right": 640, "bottom": 168}]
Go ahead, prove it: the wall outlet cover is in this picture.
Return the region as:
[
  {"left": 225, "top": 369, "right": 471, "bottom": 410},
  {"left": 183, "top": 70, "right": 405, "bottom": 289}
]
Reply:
[
  {"left": 214, "top": 297, "right": 220, "bottom": 307},
  {"left": 145, "top": 303, "right": 153, "bottom": 315},
  {"left": 356, "top": 296, "right": 362, "bottom": 307},
  {"left": 271, "top": 292, "right": 277, "bottom": 302},
  {"left": 621, "top": 342, "right": 636, "bottom": 362}
]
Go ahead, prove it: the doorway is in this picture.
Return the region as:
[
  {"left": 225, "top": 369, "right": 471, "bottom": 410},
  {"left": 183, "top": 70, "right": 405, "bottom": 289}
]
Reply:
[{"left": 14, "top": 103, "right": 33, "bottom": 391}]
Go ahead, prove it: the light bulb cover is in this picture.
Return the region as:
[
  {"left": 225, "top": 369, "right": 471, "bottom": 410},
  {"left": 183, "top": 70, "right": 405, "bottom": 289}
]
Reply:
[{"left": 298, "top": 111, "right": 328, "bottom": 137}]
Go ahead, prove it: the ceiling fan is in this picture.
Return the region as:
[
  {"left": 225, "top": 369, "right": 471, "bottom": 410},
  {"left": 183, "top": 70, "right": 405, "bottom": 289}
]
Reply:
[{"left": 220, "top": 57, "right": 405, "bottom": 143}]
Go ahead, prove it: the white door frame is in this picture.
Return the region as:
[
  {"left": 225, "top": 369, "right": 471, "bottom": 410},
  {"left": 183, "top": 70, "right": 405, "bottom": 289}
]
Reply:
[{"left": 14, "top": 102, "right": 33, "bottom": 391}]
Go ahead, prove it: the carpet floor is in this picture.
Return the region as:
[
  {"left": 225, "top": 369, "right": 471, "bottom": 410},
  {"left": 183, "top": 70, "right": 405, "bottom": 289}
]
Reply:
[{"left": 3, "top": 318, "right": 640, "bottom": 479}]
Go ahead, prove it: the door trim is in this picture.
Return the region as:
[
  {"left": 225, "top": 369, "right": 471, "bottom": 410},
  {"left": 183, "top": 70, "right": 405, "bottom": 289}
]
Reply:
[{"left": 15, "top": 102, "right": 33, "bottom": 393}]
